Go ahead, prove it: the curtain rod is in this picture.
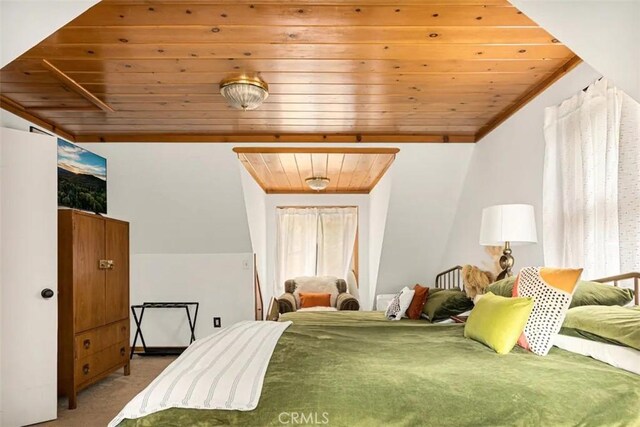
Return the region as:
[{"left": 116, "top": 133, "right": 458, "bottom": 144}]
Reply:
[{"left": 583, "top": 76, "right": 604, "bottom": 92}]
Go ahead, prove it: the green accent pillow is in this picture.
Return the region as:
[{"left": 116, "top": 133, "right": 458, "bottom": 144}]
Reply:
[
  {"left": 486, "top": 276, "right": 517, "bottom": 297},
  {"left": 423, "top": 289, "right": 473, "bottom": 322},
  {"left": 464, "top": 292, "right": 534, "bottom": 354},
  {"left": 486, "top": 277, "right": 634, "bottom": 308},
  {"left": 570, "top": 280, "right": 635, "bottom": 308}
]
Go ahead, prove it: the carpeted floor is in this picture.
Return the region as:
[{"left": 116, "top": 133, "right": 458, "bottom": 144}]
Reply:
[{"left": 39, "top": 355, "right": 176, "bottom": 427}]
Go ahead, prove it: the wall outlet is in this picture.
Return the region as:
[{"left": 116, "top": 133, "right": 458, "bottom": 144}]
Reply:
[{"left": 213, "top": 317, "right": 221, "bottom": 328}]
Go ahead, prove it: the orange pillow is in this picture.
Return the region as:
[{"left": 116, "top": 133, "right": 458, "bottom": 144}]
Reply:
[
  {"left": 299, "top": 292, "right": 332, "bottom": 308},
  {"left": 406, "top": 284, "right": 429, "bottom": 319}
]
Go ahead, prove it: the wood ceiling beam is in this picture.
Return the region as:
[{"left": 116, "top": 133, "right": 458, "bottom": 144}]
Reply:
[
  {"left": 41, "top": 59, "right": 115, "bottom": 112},
  {"left": 233, "top": 147, "right": 400, "bottom": 154},
  {"left": 0, "top": 95, "right": 76, "bottom": 141}
]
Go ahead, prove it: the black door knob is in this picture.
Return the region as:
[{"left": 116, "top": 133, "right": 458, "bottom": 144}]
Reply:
[{"left": 41, "top": 288, "right": 54, "bottom": 299}]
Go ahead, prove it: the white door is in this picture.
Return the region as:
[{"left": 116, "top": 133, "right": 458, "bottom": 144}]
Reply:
[{"left": 0, "top": 127, "right": 58, "bottom": 426}]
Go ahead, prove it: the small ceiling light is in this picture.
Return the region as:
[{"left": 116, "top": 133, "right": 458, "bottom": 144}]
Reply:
[
  {"left": 219, "top": 76, "right": 269, "bottom": 110},
  {"left": 306, "top": 177, "right": 330, "bottom": 191}
]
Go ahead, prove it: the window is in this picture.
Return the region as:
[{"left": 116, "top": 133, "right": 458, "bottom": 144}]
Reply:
[{"left": 276, "top": 207, "right": 358, "bottom": 291}]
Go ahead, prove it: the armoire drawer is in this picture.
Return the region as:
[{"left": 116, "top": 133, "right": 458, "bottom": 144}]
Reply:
[
  {"left": 75, "top": 320, "right": 129, "bottom": 360},
  {"left": 75, "top": 340, "right": 129, "bottom": 386}
]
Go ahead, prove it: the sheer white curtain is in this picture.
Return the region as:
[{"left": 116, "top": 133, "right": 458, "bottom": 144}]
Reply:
[
  {"left": 275, "top": 207, "right": 358, "bottom": 294},
  {"left": 543, "top": 78, "right": 623, "bottom": 279},
  {"left": 618, "top": 92, "right": 640, "bottom": 274},
  {"left": 275, "top": 208, "right": 318, "bottom": 295},
  {"left": 317, "top": 207, "right": 358, "bottom": 279}
]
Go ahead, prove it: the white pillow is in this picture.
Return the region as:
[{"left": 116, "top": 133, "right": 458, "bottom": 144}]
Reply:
[
  {"left": 385, "top": 287, "right": 415, "bottom": 321},
  {"left": 399, "top": 288, "right": 416, "bottom": 319}
]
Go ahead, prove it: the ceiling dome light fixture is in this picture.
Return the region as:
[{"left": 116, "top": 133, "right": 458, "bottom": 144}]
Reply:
[
  {"left": 219, "top": 76, "right": 269, "bottom": 110},
  {"left": 306, "top": 176, "right": 330, "bottom": 191}
]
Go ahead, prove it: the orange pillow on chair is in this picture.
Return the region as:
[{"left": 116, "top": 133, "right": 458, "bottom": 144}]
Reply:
[
  {"left": 299, "top": 292, "right": 332, "bottom": 308},
  {"left": 406, "top": 284, "right": 429, "bottom": 319}
]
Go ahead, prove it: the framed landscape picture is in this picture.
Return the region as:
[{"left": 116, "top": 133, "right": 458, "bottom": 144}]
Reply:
[{"left": 57, "top": 138, "right": 107, "bottom": 214}]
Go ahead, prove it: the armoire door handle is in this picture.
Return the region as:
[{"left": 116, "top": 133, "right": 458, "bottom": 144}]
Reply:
[{"left": 99, "top": 260, "right": 114, "bottom": 269}]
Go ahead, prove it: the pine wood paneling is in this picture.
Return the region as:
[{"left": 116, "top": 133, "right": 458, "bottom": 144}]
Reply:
[
  {"left": 235, "top": 147, "right": 398, "bottom": 193},
  {"left": 0, "top": 0, "right": 579, "bottom": 142}
]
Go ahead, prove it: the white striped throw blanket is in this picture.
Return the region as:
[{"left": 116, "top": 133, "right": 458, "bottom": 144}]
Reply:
[{"left": 108, "top": 320, "right": 292, "bottom": 427}]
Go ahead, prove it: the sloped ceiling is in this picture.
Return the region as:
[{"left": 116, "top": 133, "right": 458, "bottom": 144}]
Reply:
[{"left": 510, "top": 0, "right": 640, "bottom": 100}]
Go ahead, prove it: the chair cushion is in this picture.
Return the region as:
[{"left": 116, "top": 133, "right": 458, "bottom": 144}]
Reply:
[
  {"left": 293, "top": 276, "right": 340, "bottom": 307},
  {"left": 299, "top": 292, "right": 332, "bottom": 308}
]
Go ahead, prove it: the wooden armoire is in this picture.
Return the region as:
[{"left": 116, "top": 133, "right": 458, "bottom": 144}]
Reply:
[{"left": 58, "top": 210, "right": 130, "bottom": 409}]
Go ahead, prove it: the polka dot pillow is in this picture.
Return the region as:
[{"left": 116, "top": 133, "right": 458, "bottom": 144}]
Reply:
[{"left": 513, "top": 267, "right": 583, "bottom": 356}]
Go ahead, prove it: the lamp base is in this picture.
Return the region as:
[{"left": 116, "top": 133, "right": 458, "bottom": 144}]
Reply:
[{"left": 496, "top": 241, "right": 514, "bottom": 281}]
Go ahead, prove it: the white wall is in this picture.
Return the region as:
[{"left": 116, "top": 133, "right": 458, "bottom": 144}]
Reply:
[
  {"left": 442, "top": 63, "right": 601, "bottom": 274},
  {"left": 239, "top": 166, "right": 268, "bottom": 314},
  {"left": 367, "top": 165, "right": 393, "bottom": 308},
  {"left": 81, "top": 143, "right": 255, "bottom": 345},
  {"left": 511, "top": 0, "right": 640, "bottom": 101},
  {"left": 131, "top": 254, "right": 253, "bottom": 346},
  {"left": 374, "top": 144, "right": 474, "bottom": 295},
  {"left": 0, "top": 0, "right": 99, "bottom": 67}
]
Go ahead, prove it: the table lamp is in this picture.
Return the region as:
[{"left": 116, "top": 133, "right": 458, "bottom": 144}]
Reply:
[{"left": 479, "top": 204, "right": 538, "bottom": 280}]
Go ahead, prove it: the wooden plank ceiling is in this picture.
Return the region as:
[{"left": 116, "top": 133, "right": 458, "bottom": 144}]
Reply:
[
  {"left": 234, "top": 147, "right": 398, "bottom": 193},
  {"left": 0, "top": 0, "right": 580, "bottom": 143}
]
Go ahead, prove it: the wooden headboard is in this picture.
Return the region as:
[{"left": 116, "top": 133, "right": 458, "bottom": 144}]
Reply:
[{"left": 592, "top": 272, "right": 639, "bottom": 305}]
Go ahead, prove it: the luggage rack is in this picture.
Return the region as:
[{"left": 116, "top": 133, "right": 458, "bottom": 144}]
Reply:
[{"left": 130, "top": 302, "right": 199, "bottom": 358}]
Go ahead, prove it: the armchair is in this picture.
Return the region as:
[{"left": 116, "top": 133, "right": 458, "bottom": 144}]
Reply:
[{"left": 277, "top": 276, "right": 360, "bottom": 313}]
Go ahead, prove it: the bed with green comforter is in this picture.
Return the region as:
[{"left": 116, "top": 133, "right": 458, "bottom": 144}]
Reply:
[{"left": 119, "top": 311, "right": 640, "bottom": 427}]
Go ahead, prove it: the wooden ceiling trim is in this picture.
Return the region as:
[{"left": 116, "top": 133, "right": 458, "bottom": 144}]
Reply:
[
  {"left": 40, "top": 59, "right": 115, "bottom": 112},
  {"left": 0, "top": 95, "right": 76, "bottom": 141},
  {"left": 475, "top": 55, "right": 582, "bottom": 141},
  {"left": 367, "top": 154, "right": 396, "bottom": 191},
  {"left": 221, "top": 147, "right": 397, "bottom": 154}
]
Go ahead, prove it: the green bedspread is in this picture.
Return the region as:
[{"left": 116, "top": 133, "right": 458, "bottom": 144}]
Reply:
[
  {"left": 560, "top": 305, "right": 640, "bottom": 350},
  {"left": 119, "top": 311, "right": 640, "bottom": 427}
]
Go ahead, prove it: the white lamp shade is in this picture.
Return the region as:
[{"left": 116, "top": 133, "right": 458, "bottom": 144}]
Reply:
[{"left": 479, "top": 204, "right": 537, "bottom": 246}]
